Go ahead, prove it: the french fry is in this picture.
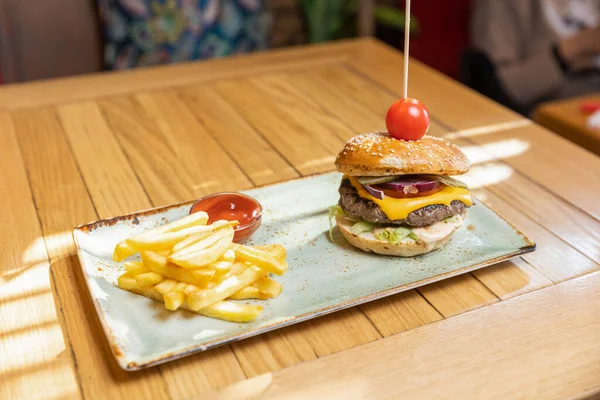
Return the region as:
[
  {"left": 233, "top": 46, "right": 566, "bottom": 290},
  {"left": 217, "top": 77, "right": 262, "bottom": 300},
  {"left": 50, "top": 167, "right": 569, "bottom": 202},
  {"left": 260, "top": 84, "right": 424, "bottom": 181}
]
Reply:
[
  {"left": 134, "top": 212, "right": 209, "bottom": 238},
  {"left": 141, "top": 251, "right": 215, "bottom": 286},
  {"left": 228, "top": 286, "right": 261, "bottom": 300},
  {"left": 169, "top": 227, "right": 234, "bottom": 268},
  {"left": 170, "top": 282, "right": 187, "bottom": 293},
  {"left": 188, "top": 265, "right": 264, "bottom": 311},
  {"left": 135, "top": 271, "right": 164, "bottom": 286},
  {"left": 229, "top": 278, "right": 283, "bottom": 300},
  {"left": 117, "top": 274, "right": 139, "bottom": 291},
  {"left": 253, "top": 277, "right": 283, "bottom": 293},
  {"left": 124, "top": 261, "right": 146, "bottom": 275},
  {"left": 170, "top": 225, "right": 233, "bottom": 256},
  {"left": 198, "top": 301, "right": 263, "bottom": 323},
  {"left": 154, "top": 279, "right": 177, "bottom": 294},
  {"left": 230, "top": 243, "right": 288, "bottom": 276},
  {"left": 184, "top": 284, "right": 200, "bottom": 295},
  {"left": 163, "top": 282, "right": 187, "bottom": 310},
  {"left": 164, "top": 292, "right": 184, "bottom": 310},
  {"left": 212, "top": 262, "right": 245, "bottom": 284},
  {"left": 113, "top": 241, "right": 137, "bottom": 262},
  {"left": 252, "top": 244, "right": 287, "bottom": 262},
  {"left": 221, "top": 249, "right": 235, "bottom": 263},
  {"left": 113, "top": 212, "right": 209, "bottom": 258},
  {"left": 211, "top": 261, "right": 232, "bottom": 277},
  {"left": 117, "top": 272, "right": 263, "bottom": 322},
  {"left": 126, "top": 223, "right": 226, "bottom": 252},
  {"left": 114, "top": 211, "right": 286, "bottom": 323},
  {"left": 171, "top": 220, "right": 238, "bottom": 254}
]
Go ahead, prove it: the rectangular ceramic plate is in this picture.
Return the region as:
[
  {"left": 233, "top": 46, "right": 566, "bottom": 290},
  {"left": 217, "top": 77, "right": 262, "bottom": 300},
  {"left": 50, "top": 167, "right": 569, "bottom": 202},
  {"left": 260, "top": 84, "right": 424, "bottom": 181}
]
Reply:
[{"left": 74, "top": 172, "right": 535, "bottom": 370}]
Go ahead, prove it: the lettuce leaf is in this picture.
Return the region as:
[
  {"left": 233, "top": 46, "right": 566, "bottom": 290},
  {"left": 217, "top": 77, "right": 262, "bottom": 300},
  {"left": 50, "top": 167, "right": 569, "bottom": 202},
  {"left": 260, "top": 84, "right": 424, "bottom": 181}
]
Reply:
[
  {"left": 350, "top": 221, "right": 376, "bottom": 235},
  {"left": 375, "top": 227, "right": 411, "bottom": 244},
  {"left": 328, "top": 205, "right": 346, "bottom": 241},
  {"left": 443, "top": 215, "right": 460, "bottom": 224}
]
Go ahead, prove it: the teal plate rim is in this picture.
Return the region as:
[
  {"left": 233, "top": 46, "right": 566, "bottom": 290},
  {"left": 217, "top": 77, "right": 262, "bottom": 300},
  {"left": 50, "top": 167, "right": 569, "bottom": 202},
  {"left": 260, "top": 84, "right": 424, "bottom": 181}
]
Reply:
[{"left": 72, "top": 171, "right": 536, "bottom": 371}]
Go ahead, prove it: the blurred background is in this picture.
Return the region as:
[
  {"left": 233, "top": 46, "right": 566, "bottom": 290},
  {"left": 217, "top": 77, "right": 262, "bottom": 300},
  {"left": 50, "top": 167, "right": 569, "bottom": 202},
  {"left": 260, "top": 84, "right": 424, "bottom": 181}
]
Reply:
[
  {"left": 1, "top": 0, "right": 599, "bottom": 153},
  {"left": 0, "top": 0, "right": 464, "bottom": 82}
]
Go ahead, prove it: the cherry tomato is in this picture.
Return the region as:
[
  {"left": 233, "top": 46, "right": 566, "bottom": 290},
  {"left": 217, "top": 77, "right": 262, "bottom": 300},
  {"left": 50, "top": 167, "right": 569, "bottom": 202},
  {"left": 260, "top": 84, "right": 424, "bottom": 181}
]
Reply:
[
  {"left": 385, "top": 98, "right": 430, "bottom": 141},
  {"left": 379, "top": 185, "right": 443, "bottom": 199}
]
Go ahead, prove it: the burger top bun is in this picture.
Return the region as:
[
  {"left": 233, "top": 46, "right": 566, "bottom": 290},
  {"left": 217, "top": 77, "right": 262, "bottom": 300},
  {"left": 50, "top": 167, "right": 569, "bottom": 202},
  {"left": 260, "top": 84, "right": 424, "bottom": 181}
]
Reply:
[{"left": 335, "top": 132, "right": 470, "bottom": 177}]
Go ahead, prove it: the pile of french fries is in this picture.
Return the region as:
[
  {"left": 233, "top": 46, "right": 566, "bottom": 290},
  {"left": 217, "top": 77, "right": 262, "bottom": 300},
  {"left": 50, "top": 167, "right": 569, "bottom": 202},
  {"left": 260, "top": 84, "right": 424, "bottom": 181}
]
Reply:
[{"left": 113, "top": 211, "right": 287, "bottom": 323}]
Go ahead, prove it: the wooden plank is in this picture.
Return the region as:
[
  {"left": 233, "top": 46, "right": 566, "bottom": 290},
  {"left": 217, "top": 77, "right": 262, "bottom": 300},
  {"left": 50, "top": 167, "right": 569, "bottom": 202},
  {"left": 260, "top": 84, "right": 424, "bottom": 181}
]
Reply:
[
  {"left": 0, "top": 39, "right": 359, "bottom": 110},
  {"left": 417, "top": 274, "right": 499, "bottom": 318},
  {"left": 228, "top": 328, "right": 317, "bottom": 378},
  {"left": 231, "top": 308, "right": 383, "bottom": 379},
  {"left": 346, "top": 39, "right": 521, "bottom": 130},
  {"left": 99, "top": 91, "right": 252, "bottom": 207},
  {"left": 204, "top": 271, "right": 600, "bottom": 400},
  {"left": 212, "top": 79, "right": 344, "bottom": 175},
  {"left": 56, "top": 101, "right": 148, "bottom": 217},
  {"left": 157, "top": 346, "right": 246, "bottom": 400},
  {"left": 12, "top": 107, "right": 171, "bottom": 399},
  {"left": 56, "top": 96, "right": 382, "bottom": 395},
  {"left": 99, "top": 91, "right": 319, "bottom": 385},
  {"left": 245, "top": 74, "right": 357, "bottom": 142},
  {"left": 484, "top": 173, "right": 600, "bottom": 265},
  {"left": 453, "top": 124, "right": 600, "bottom": 221},
  {"left": 446, "top": 135, "right": 600, "bottom": 281},
  {"left": 97, "top": 96, "right": 199, "bottom": 206},
  {"left": 471, "top": 258, "right": 552, "bottom": 300},
  {"left": 0, "top": 111, "right": 78, "bottom": 400},
  {"left": 472, "top": 185, "right": 599, "bottom": 283},
  {"left": 55, "top": 101, "right": 250, "bottom": 398},
  {"left": 284, "top": 70, "right": 387, "bottom": 133},
  {"left": 358, "top": 290, "right": 443, "bottom": 337},
  {"left": 177, "top": 85, "right": 298, "bottom": 186},
  {"left": 291, "top": 308, "right": 381, "bottom": 357},
  {"left": 206, "top": 74, "right": 395, "bottom": 374},
  {"left": 134, "top": 90, "right": 252, "bottom": 195}
]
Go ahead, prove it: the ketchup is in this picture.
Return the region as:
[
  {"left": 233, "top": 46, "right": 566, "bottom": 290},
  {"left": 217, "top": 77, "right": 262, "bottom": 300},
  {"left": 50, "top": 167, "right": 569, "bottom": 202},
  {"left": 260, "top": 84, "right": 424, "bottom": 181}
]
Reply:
[{"left": 190, "top": 192, "right": 262, "bottom": 243}]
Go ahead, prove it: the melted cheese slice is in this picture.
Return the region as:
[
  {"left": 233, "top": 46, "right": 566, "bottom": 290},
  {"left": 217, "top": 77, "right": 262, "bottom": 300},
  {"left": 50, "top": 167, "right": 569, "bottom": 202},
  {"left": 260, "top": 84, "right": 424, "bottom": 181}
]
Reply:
[{"left": 347, "top": 176, "right": 473, "bottom": 221}]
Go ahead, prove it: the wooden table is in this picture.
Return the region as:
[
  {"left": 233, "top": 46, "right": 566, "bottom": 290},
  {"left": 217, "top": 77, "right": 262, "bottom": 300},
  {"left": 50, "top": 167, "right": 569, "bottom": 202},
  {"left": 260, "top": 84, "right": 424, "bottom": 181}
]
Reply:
[
  {"left": 2, "top": 38, "right": 600, "bottom": 400},
  {"left": 535, "top": 94, "right": 600, "bottom": 156}
]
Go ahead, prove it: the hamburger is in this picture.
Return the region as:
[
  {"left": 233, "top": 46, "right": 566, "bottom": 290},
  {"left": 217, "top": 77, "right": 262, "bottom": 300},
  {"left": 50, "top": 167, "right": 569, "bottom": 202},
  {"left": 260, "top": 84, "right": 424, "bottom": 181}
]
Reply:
[{"left": 331, "top": 132, "right": 473, "bottom": 257}]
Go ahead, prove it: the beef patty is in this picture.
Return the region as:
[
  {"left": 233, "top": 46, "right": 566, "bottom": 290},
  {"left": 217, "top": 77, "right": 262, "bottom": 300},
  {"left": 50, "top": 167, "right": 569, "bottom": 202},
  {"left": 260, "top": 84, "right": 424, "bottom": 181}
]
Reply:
[{"left": 338, "top": 178, "right": 467, "bottom": 227}]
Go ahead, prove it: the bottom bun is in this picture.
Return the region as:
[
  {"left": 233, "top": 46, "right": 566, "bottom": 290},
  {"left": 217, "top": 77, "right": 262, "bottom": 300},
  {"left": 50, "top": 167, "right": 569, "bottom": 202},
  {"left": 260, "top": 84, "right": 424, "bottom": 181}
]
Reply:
[{"left": 336, "top": 215, "right": 463, "bottom": 257}]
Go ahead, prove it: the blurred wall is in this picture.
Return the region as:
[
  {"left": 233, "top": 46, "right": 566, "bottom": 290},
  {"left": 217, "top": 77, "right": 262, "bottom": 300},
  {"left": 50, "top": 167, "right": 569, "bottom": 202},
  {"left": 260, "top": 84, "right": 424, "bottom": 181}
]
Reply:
[{"left": 0, "top": 0, "right": 102, "bottom": 83}]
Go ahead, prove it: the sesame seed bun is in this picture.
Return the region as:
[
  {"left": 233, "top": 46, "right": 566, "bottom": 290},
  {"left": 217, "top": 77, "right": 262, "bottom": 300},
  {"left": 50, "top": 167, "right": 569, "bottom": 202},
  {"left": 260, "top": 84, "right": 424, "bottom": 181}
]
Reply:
[{"left": 335, "top": 132, "right": 470, "bottom": 176}]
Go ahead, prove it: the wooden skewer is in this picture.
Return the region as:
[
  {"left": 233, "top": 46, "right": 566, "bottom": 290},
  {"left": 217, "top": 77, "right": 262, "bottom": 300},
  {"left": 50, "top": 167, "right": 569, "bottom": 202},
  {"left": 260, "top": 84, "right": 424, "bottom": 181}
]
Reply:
[{"left": 403, "top": 0, "right": 411, "bottom": 99}]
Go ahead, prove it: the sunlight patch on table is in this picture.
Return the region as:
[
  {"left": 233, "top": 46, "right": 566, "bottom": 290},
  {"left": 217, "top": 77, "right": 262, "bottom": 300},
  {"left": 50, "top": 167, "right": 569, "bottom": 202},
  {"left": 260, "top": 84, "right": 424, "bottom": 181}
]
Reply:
[
  {"left": 0, "top": 324, "right": 65, "bottom": 373},
  {"left": 443, "top": 120, "right": 532, "bottom": 140},
  {"left": 0, "top": 291, "right": 58, "bottom": 333},
  {"left": 461, "top": 139, "right": 530, "bottom": 165},
  {"left": 0, "top": 262, "right": 52, "bottom": 300},
  {"left": 192, "top": 179, "right": 222, "bottom": 192},
  {"left": 459, "top": 163, "right": 513, "bottom": 190},
  {"left": 297, "top": 155, "right": 336, "bottom": 171},
  {"left": 1, "top": 360, "right": 77, "bottom": 400},
  {"left": 42, "top": 231, "right": 77, "bottom": 261}
]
